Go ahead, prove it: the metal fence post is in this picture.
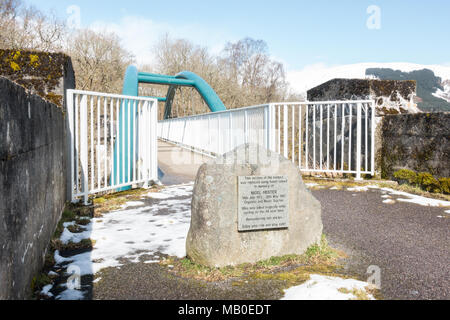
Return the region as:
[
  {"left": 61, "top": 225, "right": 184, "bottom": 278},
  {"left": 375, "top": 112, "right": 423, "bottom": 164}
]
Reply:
[
  {"left": 356, "top": 102, "right": 362, "bottom": 180},
  {"left": 80, "top": 94, "right": 89, "bottom": 204},
  {"left": 66, "top": 90, "right": 75, "bottom": 203}
]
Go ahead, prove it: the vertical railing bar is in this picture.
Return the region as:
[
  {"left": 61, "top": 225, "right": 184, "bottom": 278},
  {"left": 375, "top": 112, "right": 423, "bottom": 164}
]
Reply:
[
  {"left": 218, "top": 114, "right": 221, "bottom": 154},
  {"left": 127, "top": 99, "right": 131, "bottom": 184},
  {"left": 121, "top": 99, "right": 125, "bottom": 186},
  {"left": 277, "top": 105, "right": 281, "bottom": 154},
  {"left": 89, "top": 96, "right": 94, "bottom": 191},
  {"left": 80, "top": 94, "right": 88, "bottom": 204},
  {"left": 298, "top": 104, "right": 302, "bottom": 169},
  {"left": 67, "top": 90, "right": 75, "bottom": 202},
  {"left": 115, "top": 98, "right": 120, "bottom": 187},
  {"left": 74, "top": 94, "right": 79, "bottom": 196},
  {"left": 327, "top": 104, "right": 330, "bottom": 170},
  {"left": 104, "top": 96, "right": 108, "bottom": 188},
  {"left": 110, "top": 98, "right": 114, "bottom": 187},
  {"left": 349, "top": 103, "right": 353, "bottom": 173},
  {"left": 341, "top": 103, "right": 345, "bottom": 172},
  {"left": 371, "top": 102, "right": 375, "bottom": 175},
  {"left": 334, "top": 104, "right": 337, "bottom": 171},
  {"left": 245, "top": 110, "right": 249, "bottom": 145},
  {"left": 283, "top": 104, "right": 288, "bottom": 159},
  {"left": 132, "top": 100, "right": 136, "bottom": 183},
  {"left": 319, "top": 104, "right": 323, "bottom": 170},
  {"left": 365, "top": 103, "right": 368, "bottom": 172},
  {"left": 229, "top": 112, "right": 233, "bottom": 151},
  {"left": 356, "top": 102, "right": 362, "bottom": 180},
  {"left": 305, "top": 104, "right": 309, "bottom": 170},
  {"left": 96, "top": 96, "right": 100, "bottom": 189},
  {"left": 292, "top": 105, "right": 295, "bottom": 163},
  {"left": 313, "top": 104, "right": 316, "bottom": 170},
  {"left": 152, "top": 100, "right": 158, "bottom": 181}
]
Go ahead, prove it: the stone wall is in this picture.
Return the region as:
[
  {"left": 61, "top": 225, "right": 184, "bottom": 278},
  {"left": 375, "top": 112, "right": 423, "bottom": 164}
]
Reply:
[
  {"left": 306, "top": 78, "right": 448, "bottom": 179},
  {"left": 0, "top": 76, "right": 68, "bottom": 299},
  {"left": 307, "top": 78, "right": 419, "bottom": 115},
  {"left": 379, "top": 112, "right": 450, "bottom": 179}
]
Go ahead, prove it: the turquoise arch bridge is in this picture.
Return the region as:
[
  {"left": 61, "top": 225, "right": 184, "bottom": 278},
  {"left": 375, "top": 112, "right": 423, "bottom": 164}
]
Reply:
[{"left": 112, "top": 65, "right": 227, "bottom": 190}]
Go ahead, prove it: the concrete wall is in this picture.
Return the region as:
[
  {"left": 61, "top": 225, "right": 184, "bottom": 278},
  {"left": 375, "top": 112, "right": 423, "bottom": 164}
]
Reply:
[
  {"left": 379, "top": 112, "right": 450, "bottom": 179},
  {"left": 0, "top": 77, "right": 67, "bottom": 299}
]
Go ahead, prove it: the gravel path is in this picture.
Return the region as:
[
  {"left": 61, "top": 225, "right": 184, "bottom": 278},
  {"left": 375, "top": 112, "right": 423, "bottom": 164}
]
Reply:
[{"left": 313, "top": 188, "right": 449, "bottom": 300}]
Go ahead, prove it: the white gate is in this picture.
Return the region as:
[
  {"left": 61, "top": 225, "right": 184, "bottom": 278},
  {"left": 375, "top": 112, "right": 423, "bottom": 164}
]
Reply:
[
  {"left": 158, "top": 100, "right": 376, "bottom": 179},
  {"left": 67, "top": 90, "right": 158, "bottom": 204}
]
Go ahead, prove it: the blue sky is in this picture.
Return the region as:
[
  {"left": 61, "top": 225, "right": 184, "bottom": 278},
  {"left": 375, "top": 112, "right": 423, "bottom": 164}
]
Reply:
[{"left": 28, "top": 0, "right": 450, "bottom": 72}]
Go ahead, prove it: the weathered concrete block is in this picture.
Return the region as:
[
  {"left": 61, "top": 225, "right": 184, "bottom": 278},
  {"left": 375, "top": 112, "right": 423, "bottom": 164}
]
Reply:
[
  {"left": 186, "top": 144, "right": 323, "bottom": 267},
  {"left": 0, "top": 77, "right": 67, "bottom": 299},
  {"left": 379, "top": 112, "right": 450, "bottom": 178},
  {"left": 0, "top": 49, "right": 75, "bottom": 108}
]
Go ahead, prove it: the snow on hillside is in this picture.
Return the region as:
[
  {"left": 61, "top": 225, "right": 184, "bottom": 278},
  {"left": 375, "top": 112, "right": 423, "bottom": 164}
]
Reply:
[
  {"left": 287, "top": 62, "right": 450, "bottom": 96},
  {"left": 433, "top": 81, "right": 450, "bottom": 103}
]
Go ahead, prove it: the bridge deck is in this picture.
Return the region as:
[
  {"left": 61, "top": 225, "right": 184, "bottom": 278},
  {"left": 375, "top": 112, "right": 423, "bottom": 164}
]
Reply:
[{"left": 157, "top": 140, "right": 211, "bottom": 185}]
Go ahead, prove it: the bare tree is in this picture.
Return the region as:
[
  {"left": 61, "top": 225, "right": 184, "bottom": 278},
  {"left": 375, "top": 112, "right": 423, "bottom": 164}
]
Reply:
[
  {"left": 67, "top": 29, "right": 135, "bottom": 93},
  {"left": 0, "top": 0, "right": 66, "bottom": 51}
]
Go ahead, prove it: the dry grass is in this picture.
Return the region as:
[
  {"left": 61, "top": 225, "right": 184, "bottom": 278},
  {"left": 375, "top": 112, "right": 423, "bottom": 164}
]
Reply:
[
  {"left": 159, "top": 235, "right": 347, "bottom": 283},
  {"left": 303, "top": 176, "right": 450, "bottom": 201}
]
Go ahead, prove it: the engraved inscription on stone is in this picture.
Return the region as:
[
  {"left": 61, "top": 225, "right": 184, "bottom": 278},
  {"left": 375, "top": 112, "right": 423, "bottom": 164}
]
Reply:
[{"left": 238, "top": 176, "right": 289, "bottom": 231}]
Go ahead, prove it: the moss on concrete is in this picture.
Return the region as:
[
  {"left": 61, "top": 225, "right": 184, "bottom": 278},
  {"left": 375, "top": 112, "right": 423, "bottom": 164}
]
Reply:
[{"left": 0, "top": 49, "right": 72, "bottom": 106}]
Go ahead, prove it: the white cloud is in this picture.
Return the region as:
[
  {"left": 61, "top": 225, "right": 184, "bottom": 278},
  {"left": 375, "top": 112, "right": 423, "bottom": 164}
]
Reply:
[
  {"left": 287, "top": 62, "right": 450, "bottom": 95},
  {"left": 89, "top": 15, "right": 234, "bottom": 66}
]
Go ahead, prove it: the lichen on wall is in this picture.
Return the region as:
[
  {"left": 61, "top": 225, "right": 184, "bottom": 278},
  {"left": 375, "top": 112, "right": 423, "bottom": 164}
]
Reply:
[
  {"left": 0, "top": 49, "right": 74, "bottom": 107},
  {"left": 379, "top": 112, "right": 450, "bottom": 179}
]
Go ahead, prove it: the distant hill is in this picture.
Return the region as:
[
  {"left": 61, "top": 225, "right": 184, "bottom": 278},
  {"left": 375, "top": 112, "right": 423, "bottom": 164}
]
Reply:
[
  {"left": 287, "top": 62, "right": 450, "bottom": 112},
  {"left": 365, "top": 68, "right": 450, "bottom": 112}
]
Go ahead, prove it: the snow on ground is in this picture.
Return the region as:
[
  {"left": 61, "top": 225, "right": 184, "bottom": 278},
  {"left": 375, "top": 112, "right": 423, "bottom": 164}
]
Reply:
[
  {"left": 305, "top": 183, "right": 319, "bottom": 188},
  {"left": 380, "top": 188, "right": 450, "bottom": 208},
  {"left": 282, "top": 274, "right": 375, "bottom": 300},
  {"left": 50, "top": 180, "right": 448, "bottom": 300},
  {"left": 52, "top": 183, "right": 193, "bottom": 300},
  {"left": 343, "top": 185, "right": 450, "bottom": 213},
  {"left": 347, "top": 186, "right": 369, "bottom": 192}
]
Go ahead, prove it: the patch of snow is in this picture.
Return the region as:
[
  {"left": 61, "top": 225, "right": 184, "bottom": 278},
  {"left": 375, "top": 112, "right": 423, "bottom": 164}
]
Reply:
[
  {"left": 60, "top": 223, "right": 92, "bottom": 245},
  {"left": 347, "top": 186, "right": 369, "bottom": 192},
  {"left": 282, "top": 274, "right": 375, "bottom": 300},
  {"left": 56, "top": 289, "right": 85, "bottom": 300},
  {"left": 379, "top": 188, "right": 450, "bottom": 216},
  {"left": 55, "top": 184, "right": 193, "bottom": 277},
  {"left": 121, "top": 201, "right": 145, "bottom": 209},
  {"left": 41, "top": 284, "right": 53, "bottom": 297},
  {"left": 330, "top": 186, "right": 339, "bottom": 190},
  {"left": 380, "top": 188, "right": 450, "bottom": 208},
  {"left": 63, "top": 221, "right": 76, "bottom": 228},
  {"left": 383, "top": 199, "right": 396, "bottom": 204},
  {"left": 432, "top": 84, "right": 450, "bottom": 103},
  {"left": 144, "top": 260, "right": 159, "bottom": 264},
  {"left": 48, "top": 271, "right": 58, "bottom": 277},
  {"left": 305, "top": 183, "right": 318, "bottom": 188}
]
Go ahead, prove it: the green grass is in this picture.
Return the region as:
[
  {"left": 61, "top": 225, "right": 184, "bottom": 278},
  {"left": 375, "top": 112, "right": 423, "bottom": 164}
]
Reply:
[{"left": 160, "top": 234, "right": 345, "bottom": 282}]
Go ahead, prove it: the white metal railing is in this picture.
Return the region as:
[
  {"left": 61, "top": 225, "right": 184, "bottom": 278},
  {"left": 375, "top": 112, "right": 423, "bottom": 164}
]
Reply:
[
  {"left": 158, "top": 100, "right": 376, "bottom": 179},
  {"left": 67, "top": 90, "right": 158, "bottom": 204}
]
